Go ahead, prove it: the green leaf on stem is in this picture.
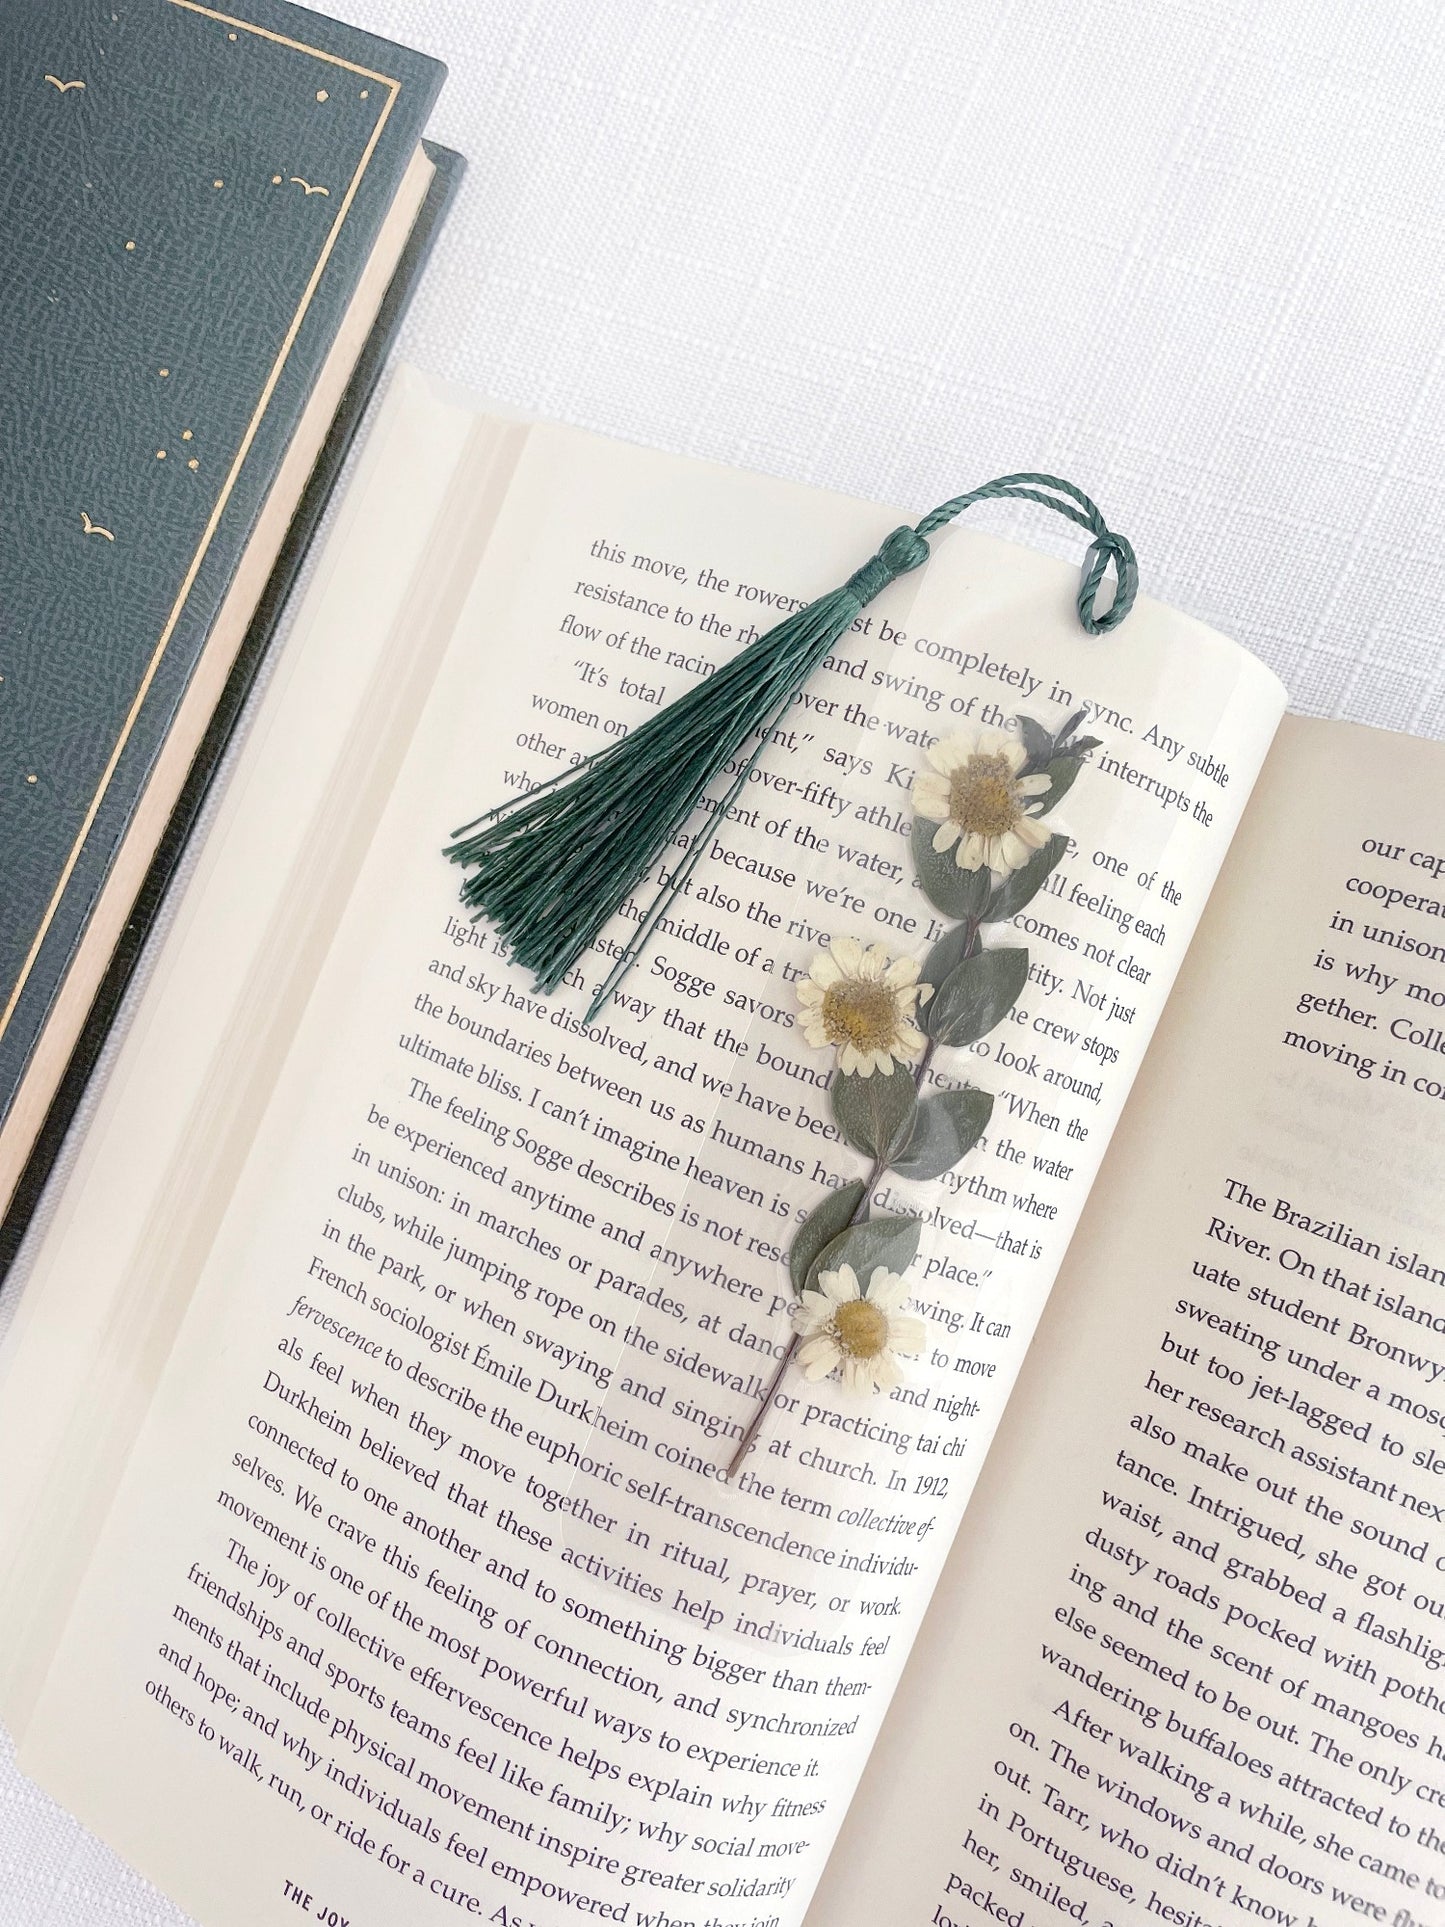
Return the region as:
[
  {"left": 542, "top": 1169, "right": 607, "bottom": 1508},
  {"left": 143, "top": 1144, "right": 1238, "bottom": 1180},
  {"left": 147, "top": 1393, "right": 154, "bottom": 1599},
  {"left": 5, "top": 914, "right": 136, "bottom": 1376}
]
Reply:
[
  {"left": 1030, "top": 755, "right": 1084, "bottom": 816},
  {"left": 831, "top": 1066, "right": 918, "bottom": 1162},
  {"left": 1017, "top": 714, "right": 1055, "bottom": 771},
  {"left": 788, "top": 1179, "right": 867, "bottom": 1296},
  {"left": 917, "top": 919, "right": 978, "bottom": 1003},
  {"left": 925, "top": 945, "right": 1030, "bottom": 1049},
  {"left": 983, "top": 833, "right": 1070, "bottom": 922},
  {"left": 891, "top": 1088, "right": 994, "bottom": 1182},
  {"left": 1060, "top": 734, "right": 1102, "bottom": 759},
  {"left": 911, "top": 815, "right": 992, "bottom": 920},
  {"left": 806, "top": 1214, "right": 923, "bottom": 1297}
]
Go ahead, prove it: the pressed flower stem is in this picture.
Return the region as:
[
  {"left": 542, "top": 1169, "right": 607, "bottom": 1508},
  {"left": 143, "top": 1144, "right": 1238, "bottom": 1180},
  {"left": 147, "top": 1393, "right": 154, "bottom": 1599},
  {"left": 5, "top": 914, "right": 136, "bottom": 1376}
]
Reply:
[
  {"left": 725, "top": 1016, "right": 947, "bottom": 1479},
  {"left": 725, "top": 1149, "right": 884, "bottom": 1481},
  {"left": 725, "top": 1336, "right": 800, "bottom": 1480},
  {"left": 728, "top": 920, "right": 984, "bottom": 1476}
]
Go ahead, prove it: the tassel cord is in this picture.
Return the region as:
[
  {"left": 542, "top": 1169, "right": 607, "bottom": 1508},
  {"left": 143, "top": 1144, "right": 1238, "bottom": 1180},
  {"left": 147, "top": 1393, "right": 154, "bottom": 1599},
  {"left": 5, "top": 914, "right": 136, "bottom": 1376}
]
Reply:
[
  {"left": 452, "top": 590, "right": 866, "bottom": 992},
  {"left": 460, "top": 623, "right": 825, "bottom": 966},
  {"left": 448, "top": 603, "right": 828, "bottom": 873},
  {"left": 913, "top": 473, "right": 1136, "bottom": 634},
  {"left": 583, "top": 677, "right": 806, "bottom": 1021},
  {"left": 452, "top": 643, "right": 797, "bottom": 897},
  {"left": 569, "top": 602, "right": 860, "bottom": 1007},
  {"left": 447, "top": 585, "right": 858, "bottom": 849},
  {"left": 446, "top": 472, "right": 1135, "bottom": 1012}
]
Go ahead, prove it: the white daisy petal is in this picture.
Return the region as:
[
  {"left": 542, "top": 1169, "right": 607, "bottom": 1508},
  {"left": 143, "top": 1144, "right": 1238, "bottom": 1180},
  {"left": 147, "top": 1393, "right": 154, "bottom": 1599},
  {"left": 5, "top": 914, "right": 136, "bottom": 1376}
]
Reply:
[
  {"left": 884, "top": 955, "right": 920, "bottom": 986},
  {"left": 871, "top": 1353, "right": 904, "bottom": 1392},
  {"left": 831, "top": 936, "right": 864, "bottom": 972},
  {"left": 999, "top": 830, "right": 1029, "bottom": 869},
  {"left": 841, "top": 1358, "right": 872, "bottom": 1396},
  {"left": 851, "top": 1355, "right": 881, "bottom": 1394},
  {"left": 889, "top": 1316, "right": 929, "bottom": 1358},
  {"left": 797, "top": 981, "right": 824, "bottom": 1006},
  {"left": 801, "top": 1343, "right": 842, "bottom": 1381},
  {"left": 865, "top": 1269, "right": 908, "bottom": 1310},
  {"left": 809, "top": 954, "right": 843, "bottom": 986},
  {"left": 912, "top": 774, "right": 950, "bottom": 817},
  {"left": 1018, "top": 772, "right": 1052, "bottom": 796},
  {"left": 1017, "top": 814, "right": 1050, "bottom": 848},
  {"left": 1002, "top": 739, "right": 1028, "bottom": 773},
  {"left": 932, "top": 819, "right": 962, "bottom": 852},
  {"left": 925, "top": 733, "right": 970, "bottom": 775},
  {"left": 831, "top": 1266, "right": 861, "bottom": 1300},
  {"left": 958, "top": 833, "right": 986, "bottom": 871}
]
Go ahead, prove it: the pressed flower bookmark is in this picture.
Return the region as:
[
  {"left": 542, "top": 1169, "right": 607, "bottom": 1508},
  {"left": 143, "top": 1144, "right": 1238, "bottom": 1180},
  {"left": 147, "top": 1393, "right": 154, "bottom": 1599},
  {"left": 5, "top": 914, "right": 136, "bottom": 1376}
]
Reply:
[
  {"left": 726, "top": 706, "right": 1099, "bottom": 1474},
  {"left": 445, "top": 476, "right": 1135, "bottom": 1017}
]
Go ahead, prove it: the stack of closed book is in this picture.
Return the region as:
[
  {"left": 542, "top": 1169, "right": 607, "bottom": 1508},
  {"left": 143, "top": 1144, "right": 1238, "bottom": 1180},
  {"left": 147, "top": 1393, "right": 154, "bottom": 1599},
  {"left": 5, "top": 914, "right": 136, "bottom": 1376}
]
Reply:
[{"left": 0, "top": 0, "right": 461, "bottom": 1266}]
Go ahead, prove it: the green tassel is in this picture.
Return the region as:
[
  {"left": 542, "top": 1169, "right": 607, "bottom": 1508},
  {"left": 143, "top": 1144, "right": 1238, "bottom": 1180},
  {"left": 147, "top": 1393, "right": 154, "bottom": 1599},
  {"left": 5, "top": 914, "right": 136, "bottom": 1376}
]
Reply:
[{"left": 446, "top": 474, "right": 1135, "bottom": 1023}]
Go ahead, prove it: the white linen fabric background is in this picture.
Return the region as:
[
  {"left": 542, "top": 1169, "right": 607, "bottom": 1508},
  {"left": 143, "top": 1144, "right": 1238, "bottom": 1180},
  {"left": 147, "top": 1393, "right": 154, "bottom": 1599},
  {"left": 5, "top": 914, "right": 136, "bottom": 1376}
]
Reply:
[{"left": 4, "top": 0, "right": 1445, "bottom": 1918}]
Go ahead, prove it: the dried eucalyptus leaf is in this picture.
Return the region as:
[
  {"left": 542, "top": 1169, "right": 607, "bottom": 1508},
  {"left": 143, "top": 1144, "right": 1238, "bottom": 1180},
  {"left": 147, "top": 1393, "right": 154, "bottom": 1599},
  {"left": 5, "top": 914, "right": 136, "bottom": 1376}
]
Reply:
[
  {"left": 831, "top": 1066, "right": 918, "bottom": 1162},
  {"left": 984, "top": 833, "right": 1070, "bottom": 923},
  {"left": 918, "top": 921, "right": 978, "bottom": 1004},
  {"left": 807, "top": 1213, "right": 923, "bottom": 1296},
  {"left": 911, "top": 815, "right": 992, "bottom": 920},
  {"left": 1017, "top": 714, "right": 1054, "bottom": 771},
  {"left": 926, "top": 945, "right": 1030, "bottom": 1049},
  {"left": 788, "top": 1179, "right": 867, "bottom": 1295},
  {"left": 1032, "top": 755, "right": 1083, "bottom": 816},
  {"left": 892, "top": 1088, "right": 994, "bottom": 1181}
]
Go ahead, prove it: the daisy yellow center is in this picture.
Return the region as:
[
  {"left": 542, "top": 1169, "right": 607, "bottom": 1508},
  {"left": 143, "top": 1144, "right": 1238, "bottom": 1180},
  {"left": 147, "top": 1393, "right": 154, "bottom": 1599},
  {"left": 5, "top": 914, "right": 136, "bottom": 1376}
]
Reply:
[
  {"left": 948, "top": 753, "right": 1023, "bottom": 837},
  {"left": 821, "top": 980, "right": 899, "bottom": 1053},
  {"left": 831, "top": 1298, "right": 889, "bottom": 1359}
]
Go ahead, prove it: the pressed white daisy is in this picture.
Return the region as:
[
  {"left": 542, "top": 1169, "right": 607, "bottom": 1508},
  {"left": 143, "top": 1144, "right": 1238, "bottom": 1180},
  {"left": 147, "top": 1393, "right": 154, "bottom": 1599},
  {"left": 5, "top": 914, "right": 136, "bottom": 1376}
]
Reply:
[
  {"left": 793, "top": 1265, "right": 927, "bottom": 1395},
  {"left": 796, "top": 936, "right": 925, "bottom": 1077},
  {"left": 912, "top": 725, "right": 1054, "bottom": 874}
]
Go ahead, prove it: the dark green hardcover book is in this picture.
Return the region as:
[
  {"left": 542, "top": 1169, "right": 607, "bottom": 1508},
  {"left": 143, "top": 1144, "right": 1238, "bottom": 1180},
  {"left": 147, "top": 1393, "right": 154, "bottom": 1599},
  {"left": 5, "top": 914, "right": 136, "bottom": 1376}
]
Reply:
[
  {"left": 0, "top": 0, "right": 454, "bottom": 1233},
  {"left": 0, "top": 140, "right": 464, "bottom": 1279}
]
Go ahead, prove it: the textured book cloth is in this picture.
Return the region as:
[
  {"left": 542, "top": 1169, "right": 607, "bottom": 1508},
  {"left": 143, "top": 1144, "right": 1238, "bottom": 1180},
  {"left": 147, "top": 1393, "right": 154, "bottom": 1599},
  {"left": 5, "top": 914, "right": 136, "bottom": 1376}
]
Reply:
[
  {"left": 0, "top": 0, "right": 449, "bottom": 1227},
  {"left": 0, "top": 140, "right": 464, "bottom": 1278}
]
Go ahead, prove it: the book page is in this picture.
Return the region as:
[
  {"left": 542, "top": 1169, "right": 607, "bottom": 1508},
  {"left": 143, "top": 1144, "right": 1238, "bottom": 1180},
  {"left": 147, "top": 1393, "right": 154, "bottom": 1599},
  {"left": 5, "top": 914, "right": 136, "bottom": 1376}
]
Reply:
[
  {"left": 10, "top": 383, "right": 1281, "bottom": 1927},
  {"left": 0, "top": 370, "right": 519, "bottom": 1724},
  {"left": 811, "top": 714, "right": 1445, "bottom": 1927}
]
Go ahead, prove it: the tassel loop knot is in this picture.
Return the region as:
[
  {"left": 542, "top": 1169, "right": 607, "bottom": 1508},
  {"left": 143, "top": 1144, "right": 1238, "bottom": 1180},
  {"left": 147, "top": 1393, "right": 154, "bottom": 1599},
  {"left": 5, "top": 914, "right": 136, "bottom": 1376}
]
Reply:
[
  {"left": 842, "top": 525, "right": 931, "bottom": 607},
  {"left": 1077, "top": 526, "right": 1137, "bottom": 635}
]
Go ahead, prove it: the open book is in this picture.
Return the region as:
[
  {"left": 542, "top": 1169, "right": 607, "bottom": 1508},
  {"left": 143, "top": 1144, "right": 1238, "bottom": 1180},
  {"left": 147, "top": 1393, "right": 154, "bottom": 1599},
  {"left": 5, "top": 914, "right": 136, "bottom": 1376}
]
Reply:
[{"left": 4, "top": 366, "right": 1445, "bottom": 1927}]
